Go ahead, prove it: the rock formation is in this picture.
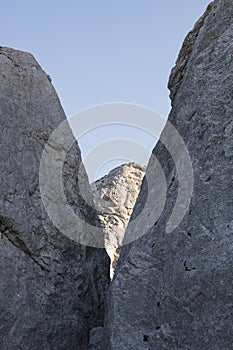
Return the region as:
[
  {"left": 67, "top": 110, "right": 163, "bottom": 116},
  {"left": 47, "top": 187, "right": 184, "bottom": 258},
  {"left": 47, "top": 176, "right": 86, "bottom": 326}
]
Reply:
[
  {"left": 91, "top": 163, "right": 146, "bottom": 278},
  {"left": 0, "top": 47, "right": 109, "bottom": 350},
  {"left": 103, "top": 1, "right": 233, "bottom": 349}
]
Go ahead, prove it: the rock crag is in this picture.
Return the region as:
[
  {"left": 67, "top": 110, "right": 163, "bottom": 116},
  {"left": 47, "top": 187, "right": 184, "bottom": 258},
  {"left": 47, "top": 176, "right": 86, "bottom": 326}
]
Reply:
[
  {"left": 0, "top": 47, "right": 109, "bottom": 350},
  {"left": 103, "top": 1, "right": 233, "bottom": 349},
  {"left": 92, "top": 163, "right": 146, "bottom": 278}
]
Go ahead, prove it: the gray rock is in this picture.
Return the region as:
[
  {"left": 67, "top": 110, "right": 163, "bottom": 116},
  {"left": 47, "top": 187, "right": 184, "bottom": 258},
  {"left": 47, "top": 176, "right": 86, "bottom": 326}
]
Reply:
[
  {"left": 0, "top": 47, "right": 109, "bottom": 350},
  {"left": 88, "top": 327, "right": 103, "bottom": 350},
  {"left": 103, "top": 1, "right": 233, "bottom": 349},
  {"left": 92, "top": 162, "right": 146, "bottom": 278}
]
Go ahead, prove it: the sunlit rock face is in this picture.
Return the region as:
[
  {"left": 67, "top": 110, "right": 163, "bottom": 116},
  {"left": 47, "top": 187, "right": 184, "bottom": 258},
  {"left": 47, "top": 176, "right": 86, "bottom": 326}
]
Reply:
[
  {"left": 103, "top": 1, "right": 233, "bottom": 349},
  {"left": 92, "top": 162, "right": 146, "bottom": 278}
]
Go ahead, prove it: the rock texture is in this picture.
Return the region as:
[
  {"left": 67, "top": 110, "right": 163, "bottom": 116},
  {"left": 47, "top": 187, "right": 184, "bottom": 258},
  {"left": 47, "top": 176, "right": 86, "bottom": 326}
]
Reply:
[
  {"left": 103, "top": 1, "right": 233, "bottom": 349},
  {"left": 0, "top": 47, "right": 109, "bottom": 350},
  {"left": 88, "top": 327, "right": 104, "bottom": 350},
  {"left": 91, "top": 163, "right": 146, "bottom": 278}
]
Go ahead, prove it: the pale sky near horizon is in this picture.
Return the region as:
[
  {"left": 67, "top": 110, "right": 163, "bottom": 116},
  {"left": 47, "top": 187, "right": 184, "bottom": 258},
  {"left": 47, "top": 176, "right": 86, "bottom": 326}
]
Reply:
[{"left": 1, "top": 1, "right": 211, "bottom": 180}]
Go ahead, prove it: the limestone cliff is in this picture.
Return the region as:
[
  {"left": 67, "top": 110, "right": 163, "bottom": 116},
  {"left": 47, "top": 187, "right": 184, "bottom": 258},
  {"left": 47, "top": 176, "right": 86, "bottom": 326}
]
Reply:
[
  {"left": 91, "top": 163, "right": 146, "bottom": 278},
  {"left": 103, "top": 1, "right": 233, "bottom": 349},
  {"left": 0, "top": 47, "right": 109, "bottom": 350}
]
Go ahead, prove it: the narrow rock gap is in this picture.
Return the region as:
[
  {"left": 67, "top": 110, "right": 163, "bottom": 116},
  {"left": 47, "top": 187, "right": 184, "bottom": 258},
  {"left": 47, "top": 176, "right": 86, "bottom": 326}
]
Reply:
[{"left": 90, "top": 162, "right": 146, "bottom": 279}]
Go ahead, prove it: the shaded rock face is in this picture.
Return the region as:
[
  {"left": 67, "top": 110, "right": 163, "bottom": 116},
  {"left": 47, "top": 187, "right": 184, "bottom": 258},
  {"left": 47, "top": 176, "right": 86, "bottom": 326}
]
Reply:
[
  {"left": 91, "top": 163, "right": 146, "bottom": 278},
  {"left": 0, "top": 47, "right": 109, "bottom": 350},
  {"left": 88, "top": 327, "right": 103, "bottom": 350},
  {"left": 103, "top": 1, "right": 233, "bottom": 349}
]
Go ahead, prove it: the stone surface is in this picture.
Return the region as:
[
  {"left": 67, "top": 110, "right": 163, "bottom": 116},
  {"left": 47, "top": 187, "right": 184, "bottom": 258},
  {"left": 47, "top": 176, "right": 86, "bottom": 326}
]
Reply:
[
  {"left": 103, "top": 1, "right": 233, "bottom": 349},
  {"left": 91, "top": 163, "right": 146, "bottom": 278},
  {"left": 88, "top": 327, "right": 103, "bottom": 350},
  {"left": 0, "top": 47, "right": 109, "bottom": 350}
]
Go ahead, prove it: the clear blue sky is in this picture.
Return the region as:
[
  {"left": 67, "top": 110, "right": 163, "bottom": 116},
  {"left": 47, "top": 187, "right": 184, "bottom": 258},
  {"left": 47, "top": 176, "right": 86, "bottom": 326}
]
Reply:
[
  {"left": 2, "top": 0, "right": 211, "bottom": 117},
  {"left": 1, "top": 0, "right": 211, "bottom": 180}
]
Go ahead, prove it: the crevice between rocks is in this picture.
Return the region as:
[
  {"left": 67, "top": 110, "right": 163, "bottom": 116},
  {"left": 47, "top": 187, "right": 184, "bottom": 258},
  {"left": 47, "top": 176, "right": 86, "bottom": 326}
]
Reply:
[{"left": 90, "top": 162, "right": 146, "bottom": 279}]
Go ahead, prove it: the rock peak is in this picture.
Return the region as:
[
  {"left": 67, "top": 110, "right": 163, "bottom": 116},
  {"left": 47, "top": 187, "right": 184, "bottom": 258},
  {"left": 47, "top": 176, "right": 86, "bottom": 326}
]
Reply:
[{"left": 92, "top": 162, "right": 146, "bottom": 278}]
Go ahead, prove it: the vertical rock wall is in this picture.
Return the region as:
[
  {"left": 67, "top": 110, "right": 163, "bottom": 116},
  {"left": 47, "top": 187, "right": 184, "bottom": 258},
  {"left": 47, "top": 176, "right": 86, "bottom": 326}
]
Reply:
[
  {"left": 0, "top": 47, "right": 109, "bottom": 350},
  {"left": 103, "top": 1, "right": 233, "bottom": 349}
]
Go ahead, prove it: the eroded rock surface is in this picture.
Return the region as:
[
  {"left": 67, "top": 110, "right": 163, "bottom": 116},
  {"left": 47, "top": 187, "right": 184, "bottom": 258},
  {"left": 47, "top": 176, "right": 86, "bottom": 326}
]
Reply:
[
  {"left": 92, "top": 162, "right": 146, "bottom": 278},
  {"left": 103, "top": 1, "right": 233, "bottom": 349},
  {"left": 0, "top": 47, "right": 109, "bottom": 350}
]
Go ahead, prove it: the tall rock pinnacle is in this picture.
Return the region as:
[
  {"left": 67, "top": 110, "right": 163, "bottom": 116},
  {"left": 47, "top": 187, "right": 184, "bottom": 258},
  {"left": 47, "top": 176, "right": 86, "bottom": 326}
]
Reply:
[{"left": 0, "top": 47, "right": 109, "bottom": 350}]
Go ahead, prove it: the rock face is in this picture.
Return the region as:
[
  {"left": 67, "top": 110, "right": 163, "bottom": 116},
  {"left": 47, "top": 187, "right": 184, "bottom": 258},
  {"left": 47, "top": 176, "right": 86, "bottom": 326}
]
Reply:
[
  {"left": 0, "top": 47, "right": 109, "bottom": 350},
  {"left": 88, "top": 327, "right": 104, "bottom": 350},
  {"left": 103, "top": 1, "right": 233, "bottom": 349},
  {"left": 91, "top": 163, "right": 146, "bottom": 278}
]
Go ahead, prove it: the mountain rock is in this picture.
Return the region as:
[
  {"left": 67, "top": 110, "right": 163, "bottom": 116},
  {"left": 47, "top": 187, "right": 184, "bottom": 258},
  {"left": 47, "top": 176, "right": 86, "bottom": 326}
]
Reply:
[
  {"left": 88, "top": 327, "right": 104, "bottom": 350},
  {"left": 103, "top": 1, "right": 233, "bottom": 349},
  {"left": 0, "top": 47, "right": 109, "bottom": 350},
  {"left": 91, "top": 163, "right": 146, "bottom": 278}
]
